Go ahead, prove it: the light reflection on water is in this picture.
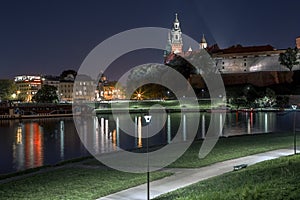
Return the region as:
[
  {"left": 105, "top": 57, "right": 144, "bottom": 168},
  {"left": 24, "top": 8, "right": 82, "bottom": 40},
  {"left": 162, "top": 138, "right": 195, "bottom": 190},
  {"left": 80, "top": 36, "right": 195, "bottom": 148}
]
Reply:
[
  {"left": 12, "top": 122, "right": 44, "bottom": 171},
  {"left": 0, "top": 111, "right": 298, "bottom": 174}
]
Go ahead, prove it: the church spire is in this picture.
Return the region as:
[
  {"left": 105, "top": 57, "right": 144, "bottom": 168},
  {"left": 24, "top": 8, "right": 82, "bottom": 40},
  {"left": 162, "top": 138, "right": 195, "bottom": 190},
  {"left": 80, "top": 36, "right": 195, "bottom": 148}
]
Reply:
[
  {"left": 201, "top": 34, "right": 206, "bottom": 43},
  {"left": 175, "top": 13, "right": 179, "bottom": 22},
  {"left": 173, "top": 13, "right": 180, "bottom": 31},
  {"left": 200, "top": 34, "right": 208, "bottom": 49}
]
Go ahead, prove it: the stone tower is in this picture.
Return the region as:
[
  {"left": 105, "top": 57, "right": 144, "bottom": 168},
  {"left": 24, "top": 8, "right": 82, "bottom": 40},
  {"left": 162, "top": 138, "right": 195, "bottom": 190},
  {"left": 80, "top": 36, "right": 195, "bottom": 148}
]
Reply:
[{"left": 170, "top": 13, "right": 183, "bottom": 54}]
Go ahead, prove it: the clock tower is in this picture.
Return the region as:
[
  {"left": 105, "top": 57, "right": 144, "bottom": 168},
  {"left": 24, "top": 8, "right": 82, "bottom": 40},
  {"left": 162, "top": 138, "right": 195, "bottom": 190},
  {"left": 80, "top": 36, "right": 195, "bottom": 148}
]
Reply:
[{"left": 170, "top": 13, "right": 183, "bottom": 54}]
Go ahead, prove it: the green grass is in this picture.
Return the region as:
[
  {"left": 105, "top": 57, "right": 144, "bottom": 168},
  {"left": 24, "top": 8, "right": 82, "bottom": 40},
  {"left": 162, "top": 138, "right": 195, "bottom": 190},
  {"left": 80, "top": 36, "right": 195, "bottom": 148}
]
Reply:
[
  {"left": 0, "top": 156, "right": 93, "bottom": 180},
  {"left": 0, "top": 167, "right": 172, "bottom": 200},
  {"left": 155, "top": 154, "right": 300, "bottom": 200},
  {"left": 169, "top": 132, "right": 298, "bottom": 168},
  {"left": 83, "top": 132, "right": 298, "bottom": 168}
]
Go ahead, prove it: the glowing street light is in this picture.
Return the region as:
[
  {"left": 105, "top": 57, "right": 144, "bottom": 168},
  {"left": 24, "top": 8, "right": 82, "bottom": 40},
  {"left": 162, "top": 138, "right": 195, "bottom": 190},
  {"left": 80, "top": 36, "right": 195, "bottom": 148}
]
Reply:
[
  {"left": 137, "top": 93, "right": 142, "bottom": 99},
  {"left": 143, "top": 115, "right": 152, "bottom": 200}
]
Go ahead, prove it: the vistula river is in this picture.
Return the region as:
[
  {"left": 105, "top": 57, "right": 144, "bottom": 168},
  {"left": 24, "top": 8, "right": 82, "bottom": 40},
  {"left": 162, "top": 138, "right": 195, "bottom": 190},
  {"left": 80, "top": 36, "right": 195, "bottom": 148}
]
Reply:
[{"left": 0, "top": 111, "right": 298, "bottom": 174}]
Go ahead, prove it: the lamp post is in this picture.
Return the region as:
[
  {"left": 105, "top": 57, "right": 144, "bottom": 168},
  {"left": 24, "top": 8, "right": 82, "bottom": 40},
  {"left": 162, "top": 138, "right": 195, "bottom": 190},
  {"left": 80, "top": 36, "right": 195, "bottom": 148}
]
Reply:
[
  {"left": 292, "top": 105, "right": 297, "bottom": 154},
  {"left": 144, "top": 115, "right": 152, "bottom": 200}
]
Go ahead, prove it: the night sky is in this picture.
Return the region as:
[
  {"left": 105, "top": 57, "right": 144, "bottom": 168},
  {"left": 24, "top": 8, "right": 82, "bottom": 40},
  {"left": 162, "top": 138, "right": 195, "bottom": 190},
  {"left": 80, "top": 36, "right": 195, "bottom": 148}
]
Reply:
[{"left": 1, "top": 0, "right": 300, "bottom": 80}]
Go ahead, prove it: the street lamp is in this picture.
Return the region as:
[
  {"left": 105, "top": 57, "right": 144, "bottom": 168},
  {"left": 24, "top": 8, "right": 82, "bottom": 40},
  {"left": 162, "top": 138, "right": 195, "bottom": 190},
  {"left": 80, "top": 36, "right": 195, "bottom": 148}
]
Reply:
[
  {"left": 144, "top": 115, "right": 152, "bottom": 200},
  {"left": 292, "top": 105, "right": 297, "bottom": 154},
  {"left": 137, "top": 93, "right": 141, "bottom": 100}
]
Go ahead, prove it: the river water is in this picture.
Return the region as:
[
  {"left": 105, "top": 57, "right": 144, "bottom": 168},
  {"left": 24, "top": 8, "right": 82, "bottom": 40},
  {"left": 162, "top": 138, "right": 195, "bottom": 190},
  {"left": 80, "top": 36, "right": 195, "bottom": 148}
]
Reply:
[{"left": 0, "top": 111, "right": 298, "bottom": 174}]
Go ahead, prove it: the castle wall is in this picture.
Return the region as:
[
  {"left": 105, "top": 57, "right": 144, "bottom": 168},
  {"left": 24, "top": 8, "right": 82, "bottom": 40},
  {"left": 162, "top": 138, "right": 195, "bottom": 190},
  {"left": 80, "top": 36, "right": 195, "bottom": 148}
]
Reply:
[
  {"left": 214, "top": 51, "right": 300, "bottom": 73},
  {"left": 189, "top": 71, "right": 294, "bottom": 88}
]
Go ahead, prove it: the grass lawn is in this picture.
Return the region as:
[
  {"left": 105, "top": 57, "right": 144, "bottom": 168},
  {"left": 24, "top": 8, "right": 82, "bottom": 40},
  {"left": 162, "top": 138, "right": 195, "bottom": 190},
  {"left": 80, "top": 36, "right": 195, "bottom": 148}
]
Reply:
[
  {"left": 155, "top": 154, "right": 300, "bottom": 200},
  {"left": 84, "top": 132, "right": 299, "bottom": 169},
  {"left": 0, "top": 166, "right": 172, "bottom": 200},
  {"left": 169, "top": 132, "right": 299, "bottom": 168}
]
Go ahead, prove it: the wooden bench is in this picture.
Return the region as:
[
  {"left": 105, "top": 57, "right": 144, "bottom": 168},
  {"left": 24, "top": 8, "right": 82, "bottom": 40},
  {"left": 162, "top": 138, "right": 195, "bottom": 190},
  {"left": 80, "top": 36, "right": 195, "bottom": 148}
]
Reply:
[{"left": 233, "top": 164, "right": 248, "bottom": 171}]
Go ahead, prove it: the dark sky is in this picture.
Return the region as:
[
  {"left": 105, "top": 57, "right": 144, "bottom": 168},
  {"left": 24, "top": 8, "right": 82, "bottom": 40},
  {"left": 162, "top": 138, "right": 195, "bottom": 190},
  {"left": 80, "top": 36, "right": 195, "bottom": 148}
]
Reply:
[{"left": 1, "top": 0, "right": 300, "bottom": 80}]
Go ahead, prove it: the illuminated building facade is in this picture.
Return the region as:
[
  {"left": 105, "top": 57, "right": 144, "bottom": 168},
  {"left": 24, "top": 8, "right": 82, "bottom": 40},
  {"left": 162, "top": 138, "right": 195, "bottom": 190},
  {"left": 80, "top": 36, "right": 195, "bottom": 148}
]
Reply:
[
  {"left": 59, "top": 73, "right": 75, "bottom": 103},
  {"left": 59, "top": 81, "right": 73, "bottom": 102},
  {"left": 73, "top": 74, "right": 96, "bottom": 102},
  {"left": 14, "top": 75, "right": 42, "bottom": 102},
  {"left": 99, "top": 81, "right": 125, "bottom": 100},
  {"left": 42, "top": 75, "right": 60, "bottom": 89},
  {"left": 97, "top": 74, "right": 126, "bottom": 101}
]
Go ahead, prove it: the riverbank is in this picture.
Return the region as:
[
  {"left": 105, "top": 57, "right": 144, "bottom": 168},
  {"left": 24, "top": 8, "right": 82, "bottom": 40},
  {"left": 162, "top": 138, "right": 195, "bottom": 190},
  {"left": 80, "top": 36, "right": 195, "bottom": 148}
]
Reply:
[
  {"left": 0, "top": 132, "right": 299, "bottom": 199},
  {"left": 0, "top": 113, "right": 73, "bottom": 120},
  {"left": 0, "top": 99, "right": 298, "bottom": 119}
]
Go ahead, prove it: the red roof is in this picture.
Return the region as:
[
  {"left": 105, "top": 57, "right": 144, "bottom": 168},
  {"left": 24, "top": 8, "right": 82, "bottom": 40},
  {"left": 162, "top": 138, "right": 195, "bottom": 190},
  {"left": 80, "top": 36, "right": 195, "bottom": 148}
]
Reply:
[{"left": 220, "top": 44, "right": 275, "bottom": 54}]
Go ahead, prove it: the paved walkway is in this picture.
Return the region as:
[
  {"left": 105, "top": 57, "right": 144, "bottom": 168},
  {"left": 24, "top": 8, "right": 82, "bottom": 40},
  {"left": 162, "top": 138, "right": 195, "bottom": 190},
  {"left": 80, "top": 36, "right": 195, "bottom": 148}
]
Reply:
[{"left": 98, "top": 149, "right": 296, "bottom": 200}]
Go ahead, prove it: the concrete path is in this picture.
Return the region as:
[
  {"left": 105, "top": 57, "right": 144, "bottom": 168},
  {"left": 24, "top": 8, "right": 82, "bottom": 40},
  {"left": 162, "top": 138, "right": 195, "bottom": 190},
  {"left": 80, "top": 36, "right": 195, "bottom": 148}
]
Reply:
[{"left": 98, "top": 149, "right": 296, "bottom": 200}]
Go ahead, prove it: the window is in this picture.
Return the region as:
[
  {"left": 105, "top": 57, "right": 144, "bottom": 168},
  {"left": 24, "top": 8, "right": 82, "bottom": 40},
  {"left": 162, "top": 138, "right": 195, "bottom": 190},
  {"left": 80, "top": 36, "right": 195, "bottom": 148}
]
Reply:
[{"left": 175, "top": 35, "right": 178, "bottom": 40}]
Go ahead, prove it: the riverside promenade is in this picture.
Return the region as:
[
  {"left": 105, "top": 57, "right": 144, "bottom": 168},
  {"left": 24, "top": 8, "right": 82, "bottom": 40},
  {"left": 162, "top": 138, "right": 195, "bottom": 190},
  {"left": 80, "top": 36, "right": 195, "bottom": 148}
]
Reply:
[{"left": 98, "top": 149, "right": 296, "bottom": 200}]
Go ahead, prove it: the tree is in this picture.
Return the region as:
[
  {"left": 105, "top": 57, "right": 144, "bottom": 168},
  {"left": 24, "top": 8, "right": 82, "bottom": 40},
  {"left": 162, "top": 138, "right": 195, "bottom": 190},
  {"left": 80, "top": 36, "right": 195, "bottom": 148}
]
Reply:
[
  {"left": 32, "top": 85, "right": 58, "bottom": 103},
  {"left": 60, "top": 69, "right": 77, "bottom": 81},
  {"left": 279, "top": 47, "right": 299, "bottom": 71},
  {"left": 165, "top": 53, "right": 198, "bottom": 79},
  {"left": 0, "top": 80, "right": 16, "bottom": 101}
]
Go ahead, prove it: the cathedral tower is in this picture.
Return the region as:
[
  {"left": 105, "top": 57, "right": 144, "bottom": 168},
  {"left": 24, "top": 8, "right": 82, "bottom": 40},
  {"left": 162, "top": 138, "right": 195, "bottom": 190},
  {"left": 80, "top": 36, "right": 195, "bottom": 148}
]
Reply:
[{"left": 170, "top": 13, "right": 183, "bottom": 54}]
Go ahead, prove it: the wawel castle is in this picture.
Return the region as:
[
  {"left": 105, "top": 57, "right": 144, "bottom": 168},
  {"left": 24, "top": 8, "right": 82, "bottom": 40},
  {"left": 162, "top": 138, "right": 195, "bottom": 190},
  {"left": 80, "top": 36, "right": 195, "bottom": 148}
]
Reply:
[{"left": 164, "top": 13, "right": 300, "bottom": 74}]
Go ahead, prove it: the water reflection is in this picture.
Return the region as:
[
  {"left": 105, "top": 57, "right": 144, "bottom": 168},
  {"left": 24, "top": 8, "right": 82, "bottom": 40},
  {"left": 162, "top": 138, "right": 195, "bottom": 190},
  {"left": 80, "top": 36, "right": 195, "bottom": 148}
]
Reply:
[
  {"left": 1, "top": 118, "right": 89, "bottom": 174},
  {"left": 6, "top": 112, "right": 281, "bottom": 173},
  {"left": 167, "top": 114, "right": 171, "bottom": 143},
  {"left": 137, "top": 116, "right": 143, "bottom": 148},
  {"left": 222, "top": 111, "right": 278, "bottom": 136},
  {"left": 78, "top": 112, "right": 281, "bottom": 156},
  {"left": 60, "top": 121, "right": 64, "bottom": 159},
  {"left": 183, "top": 114, "right": 186, "bottom": 141},
  {"left": 1, "top": 111, "right": 297, "bottom": 174},
  {"left": 12, "top": 122, "right": 44, "bottom": 171},
  {"left": 201, "top": 115, "right": 205, "bottom": 139}
]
